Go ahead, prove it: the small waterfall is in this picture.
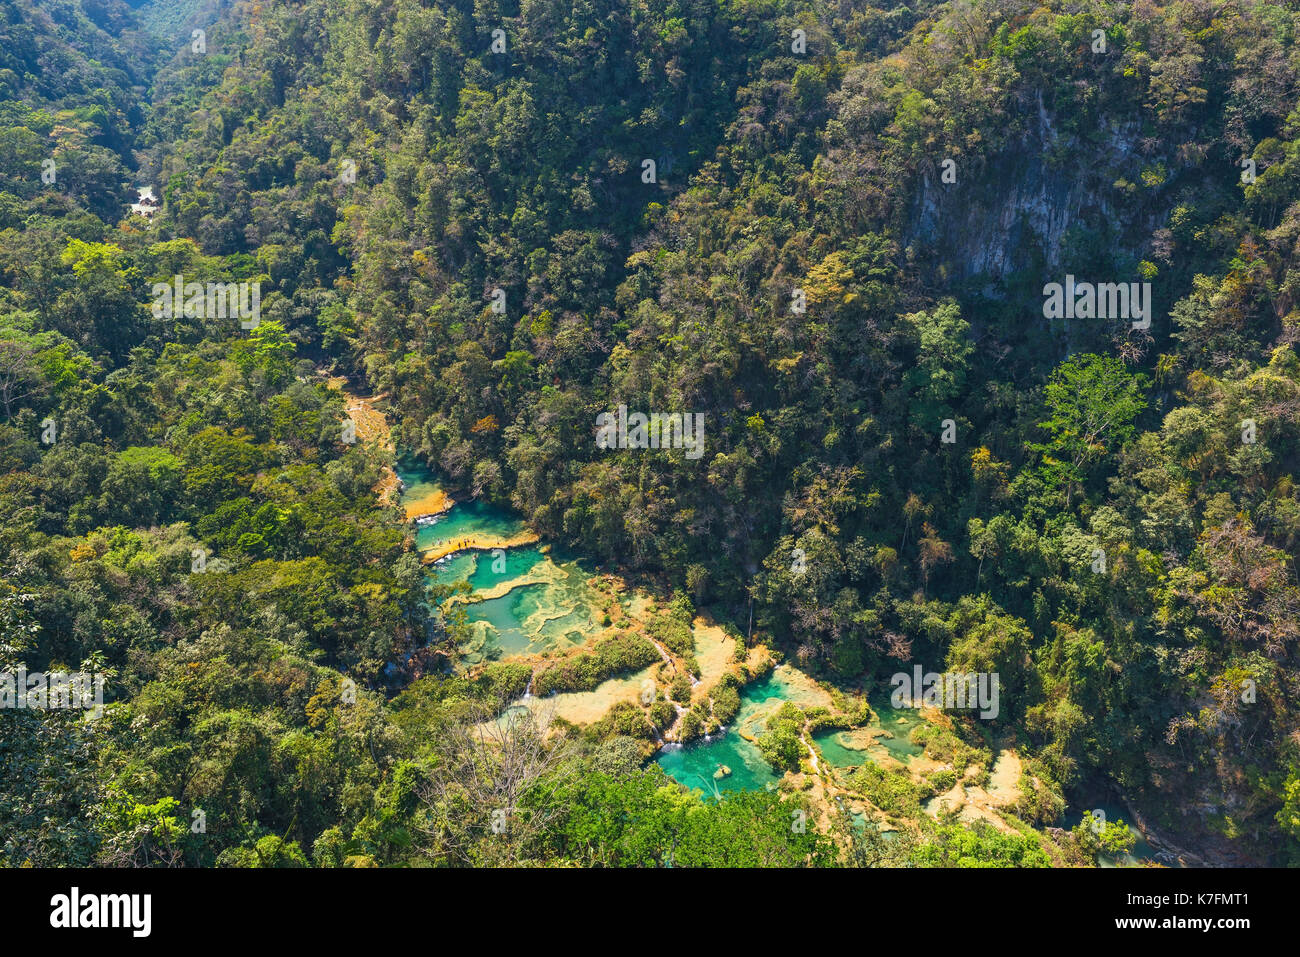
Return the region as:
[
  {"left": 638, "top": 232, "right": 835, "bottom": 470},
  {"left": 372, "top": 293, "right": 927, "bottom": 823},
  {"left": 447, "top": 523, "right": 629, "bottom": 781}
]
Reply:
[{"left": 522, "top": 670, "right": 535, "bottom": 700}]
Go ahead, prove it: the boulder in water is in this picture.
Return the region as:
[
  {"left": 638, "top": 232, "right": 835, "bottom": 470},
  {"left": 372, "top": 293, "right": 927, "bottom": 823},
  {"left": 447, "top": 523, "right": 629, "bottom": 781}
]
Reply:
[{"left": 713, "top": 764, "right": 732, "bottom": 780}]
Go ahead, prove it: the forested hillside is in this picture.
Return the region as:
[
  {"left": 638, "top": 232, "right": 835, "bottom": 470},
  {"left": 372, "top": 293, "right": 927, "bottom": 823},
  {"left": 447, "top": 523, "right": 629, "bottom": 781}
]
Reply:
[{"left": 4, "top": 0, "right": 1300, "bottom": 867}]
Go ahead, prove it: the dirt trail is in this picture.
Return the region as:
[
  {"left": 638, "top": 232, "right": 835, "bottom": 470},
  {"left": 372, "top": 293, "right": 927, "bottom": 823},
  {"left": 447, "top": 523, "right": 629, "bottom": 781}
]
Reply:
[{"left": 802, "top": 733, "right": 820, "bottom": 773}]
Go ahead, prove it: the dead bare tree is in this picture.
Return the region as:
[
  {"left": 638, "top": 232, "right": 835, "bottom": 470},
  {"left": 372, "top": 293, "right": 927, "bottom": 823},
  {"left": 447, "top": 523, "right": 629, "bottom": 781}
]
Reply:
[
  {"left": 0, "top": 339, "right": 46, "bottom": 420},
  {"left": 414, "top": 701, "right": 578, "bottom": 866}
]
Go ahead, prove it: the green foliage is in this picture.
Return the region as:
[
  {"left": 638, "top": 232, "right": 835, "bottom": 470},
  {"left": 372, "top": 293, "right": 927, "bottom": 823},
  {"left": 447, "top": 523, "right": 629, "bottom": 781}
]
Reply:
[
  {"left": 532, "top": 632, "right": 659, "bottom": 697},
  {"left": 909, "top": 822, "right": 1052, "bottom": 868},
  {"left": 845, "top": 764, "right": 925, "bottom": 817},
  {"left": 757, "top": 701, "right": 806, "bottom": 773},
  {"left": 1070, "top": 817, "right": 1138, "bottom": 864},
  {"left": 556, "top": 768, "right": 832, "bottom": 867},
  {"left": 1031, "top": 354, "right": 1147, "bottom": 503}
]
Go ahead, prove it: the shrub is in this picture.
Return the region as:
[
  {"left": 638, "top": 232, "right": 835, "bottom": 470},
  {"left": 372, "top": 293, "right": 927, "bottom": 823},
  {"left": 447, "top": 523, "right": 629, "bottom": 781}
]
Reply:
[
  {"left": 712, "top": 685, "right": 740, "bottom": 725},
  {"left": 649, "top": 700, "right": 676, "bottom": 730},
  {"left": 669, "top": 674, "right": 692, "bottom": 704},
  {"left": 533, "top": 633, "right": 659, "bottom": 696}
]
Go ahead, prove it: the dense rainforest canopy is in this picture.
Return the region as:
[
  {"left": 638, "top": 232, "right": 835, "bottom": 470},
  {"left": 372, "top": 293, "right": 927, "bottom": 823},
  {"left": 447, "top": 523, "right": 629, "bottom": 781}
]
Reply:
[{"left": 3, "top": 0, "right": 1300, "bottom": 867}]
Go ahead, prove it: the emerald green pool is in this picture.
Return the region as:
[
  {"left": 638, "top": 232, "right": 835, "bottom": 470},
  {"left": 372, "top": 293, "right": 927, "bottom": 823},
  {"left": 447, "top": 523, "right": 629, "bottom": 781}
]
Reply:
[
  {"left": 813, "top": 697, "right": 926, "bottom": 768},
  {"left": 413, "top": 498, "right": 526, "bottom": 553},
  {"left": 654, "top": 671, "right": 791, "bottom": 795},
  {"left": 658, "top": 676, "right": 938, "bottom": 795},
  {"left": 399, "top": 460, "right": 1178, "bottom": 862},
  {"left": 398, "top": 459, "right": 604, "bottom": 663},
  {"left": 1064, "top": 802, "right": 1161, "bottom": 867}
]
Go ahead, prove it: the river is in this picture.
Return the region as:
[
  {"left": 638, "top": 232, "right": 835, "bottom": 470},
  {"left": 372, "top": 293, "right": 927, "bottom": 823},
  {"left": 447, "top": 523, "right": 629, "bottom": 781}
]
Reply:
[{"left": 396, "top": 452, "right": 1166, "bottom": 864}]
